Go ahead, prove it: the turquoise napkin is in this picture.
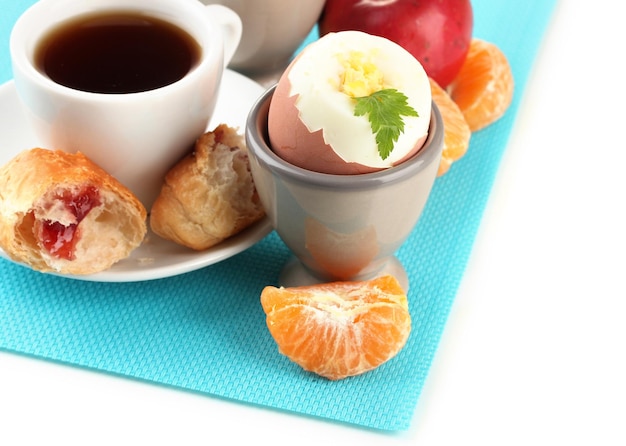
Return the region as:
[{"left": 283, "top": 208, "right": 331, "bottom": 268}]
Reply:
[{"left": 0, "top": 0, "right": 557, "bottom": 431}]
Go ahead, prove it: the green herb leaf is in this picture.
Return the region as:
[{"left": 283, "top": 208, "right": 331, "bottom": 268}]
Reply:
[{"left": 353, "top": 89, "right": 419, "bottom": 160}]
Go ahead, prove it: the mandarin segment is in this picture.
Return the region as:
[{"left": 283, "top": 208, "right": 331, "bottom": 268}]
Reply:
[
  {"left": 260, "top": 274, "right": 411, "bottom": 380},
  {"left": 429, "top": 77, "right": 472, "bottom": 176},
  {"left": 449, "top": 38, "right": 514, "bottom": 131}
]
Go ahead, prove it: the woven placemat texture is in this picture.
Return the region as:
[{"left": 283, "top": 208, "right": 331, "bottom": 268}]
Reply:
[{"left": 0, "top": 0, "right": 557, "bottom": 431}]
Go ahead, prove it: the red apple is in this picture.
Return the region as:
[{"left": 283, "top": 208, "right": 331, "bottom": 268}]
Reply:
[{"left": 318, "top": 0, "right": 473, "bottom": 88}]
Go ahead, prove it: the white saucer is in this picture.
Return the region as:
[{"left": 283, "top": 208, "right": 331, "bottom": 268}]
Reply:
[{"left": 0, "top": 70, "right": 273, "bottom": 282}]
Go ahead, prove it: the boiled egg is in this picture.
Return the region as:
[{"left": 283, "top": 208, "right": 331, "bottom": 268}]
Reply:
[{"left": 267, "top": 30, "right": 432, "bottom": 175}]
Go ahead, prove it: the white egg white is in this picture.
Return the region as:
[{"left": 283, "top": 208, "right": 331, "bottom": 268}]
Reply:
[{"left": 287, "top": 30, "right": 432, "bottom": 168}]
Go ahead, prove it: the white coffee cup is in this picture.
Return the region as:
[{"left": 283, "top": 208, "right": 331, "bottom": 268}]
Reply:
[{"left": 10, "top": 0, "right": 242, "bottom": 208}]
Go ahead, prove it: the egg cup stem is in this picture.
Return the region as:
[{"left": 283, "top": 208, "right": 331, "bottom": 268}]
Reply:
[{"left": 279, "top": 255, "right": 409, "bottom": 291}]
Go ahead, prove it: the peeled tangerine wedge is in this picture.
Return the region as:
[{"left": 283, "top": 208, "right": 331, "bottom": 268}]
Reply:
[
  {"left": 449, "top": 38, "right": 515, "bottom": 132},
  {"left": 432, "top": 38, "right": 514, "bottom": 175},
  {"left": 430, "top": 77, "right": 472, "bottom": 176},
  {"left": 260, "top": 275, "right": 411, "bottom": 380}
]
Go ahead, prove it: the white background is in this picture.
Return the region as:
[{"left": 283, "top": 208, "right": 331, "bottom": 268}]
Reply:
[{"left": 1, "top": 1, "right": 625, "bottom": 444}]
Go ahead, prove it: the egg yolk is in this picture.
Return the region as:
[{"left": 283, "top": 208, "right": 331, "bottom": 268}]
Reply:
[{"left": 339, "top": 51, "right": 385, "bottom": 98}]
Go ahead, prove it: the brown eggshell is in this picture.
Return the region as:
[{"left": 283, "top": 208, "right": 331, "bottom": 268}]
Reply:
[{"left": 267, "top": 57, "right": 425, "bottom": 175}]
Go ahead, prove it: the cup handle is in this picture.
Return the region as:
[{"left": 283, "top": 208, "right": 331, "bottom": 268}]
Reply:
[{"left": 203, "top": 4, "right": 242, "bottom": 67}]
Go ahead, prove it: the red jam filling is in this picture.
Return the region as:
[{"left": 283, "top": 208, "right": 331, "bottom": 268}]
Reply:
[{"left": 39, "top": 186, "right": 101, "bottom": 260}]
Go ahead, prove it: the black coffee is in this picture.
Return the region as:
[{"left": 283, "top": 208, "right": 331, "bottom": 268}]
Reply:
[{"left": 35, "top": 12, "right": 201, "bottom": 94}]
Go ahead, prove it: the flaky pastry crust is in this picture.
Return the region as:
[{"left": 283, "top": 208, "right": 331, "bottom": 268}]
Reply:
[
  {"left": 150, "top": 124, "right": 265, "bottom": 250},
  {"left": 0, "top": 148, "right": 147, "bottom": 275}
]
